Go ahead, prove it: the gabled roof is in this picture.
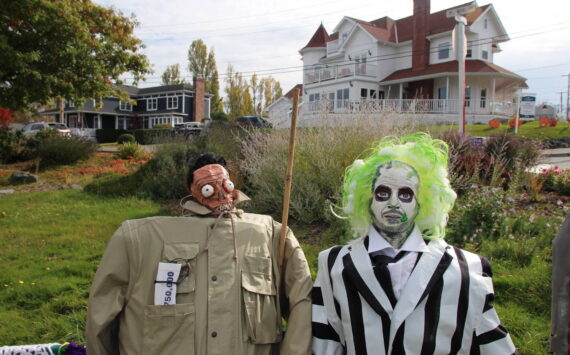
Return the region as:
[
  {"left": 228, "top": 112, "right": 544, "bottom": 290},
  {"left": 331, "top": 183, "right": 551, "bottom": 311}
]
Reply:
[
  {"left": 380, "top": 60, "right": 526, "bottom": 85},
  {"left": 325, "top": 2, "right": 493, "bottom": 45},
  {"left": 302, "top": 23, "right": 330, "bottom": 49},
  {"left": 284, "top": 84, "right": 303, "bottom": 99}
]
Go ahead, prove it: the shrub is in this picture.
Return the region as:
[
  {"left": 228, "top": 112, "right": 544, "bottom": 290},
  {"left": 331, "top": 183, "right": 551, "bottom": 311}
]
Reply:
[
  {"left": 117, "top": 133, "right": 136, "bottom": 144},
  {"left": 538, "top": 117, "right": 550, "bottom": 127},
  {"left": 36, "top": 133, "right": 96, "bottom": 169},
  {"left": 211, "top": 111, "right": 228, "bottom": 121},
  {"left": 509, "top": 118, "right": 523, "bottom": 128},
  {"left": 115, "top": 142, "right": 143, "bottom": 160},
  {"left": 132, "top": 129, "right": 171, "bottom": 145},
  {"left": 488, "top": 119, "right": 501, "bottom": 128},
  {"left": 0, "top": 130, "right": 36, "bottom": 163},
  {"left": 153, "top": 124, "right": 171, "bottom": 129},
  {"left": 95, "top": 129, "right": 128, "bottom": 143}
]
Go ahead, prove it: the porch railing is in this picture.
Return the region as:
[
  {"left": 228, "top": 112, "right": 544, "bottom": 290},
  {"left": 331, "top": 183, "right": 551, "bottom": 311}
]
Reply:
[
  {"left": 304, "top": 63, "right": 377, "bottom": 84},
  {"left": 303, "top": 99, "right": 516, "bottom": 116}
]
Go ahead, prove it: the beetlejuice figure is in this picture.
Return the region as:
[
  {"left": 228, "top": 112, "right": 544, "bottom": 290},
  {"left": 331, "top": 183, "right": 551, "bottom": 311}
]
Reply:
[
  {"left": 87, "top": 153, "right": 312, "bottom": 355},
  {"left": 312, "top": 134, "right": 516, "bottom": 355}
]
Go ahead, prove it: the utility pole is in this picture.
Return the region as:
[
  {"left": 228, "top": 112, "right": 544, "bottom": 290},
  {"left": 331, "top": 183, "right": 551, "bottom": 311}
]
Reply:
[
  {"left": 565, "top": 74, "right": 570, "bottom": 122},
  {"left": 558, "top": 92, "right": 564, "bottom": 114}
]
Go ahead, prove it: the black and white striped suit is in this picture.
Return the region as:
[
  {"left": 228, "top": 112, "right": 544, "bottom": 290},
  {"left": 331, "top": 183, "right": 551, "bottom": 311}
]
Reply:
[{"left": 311, "top": 237, "right": 516, "bottom": 354}]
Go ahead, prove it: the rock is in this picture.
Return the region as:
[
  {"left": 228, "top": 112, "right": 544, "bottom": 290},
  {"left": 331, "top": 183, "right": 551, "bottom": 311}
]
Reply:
[
  {"left": 71, "top": 184, "right": 83, "bottom": 190},
  {"left": 0, "top": 189, "right": 15, "bottom": 196},
  {"left": 9, "top": 171, "right": 38, "bottom": 185}
]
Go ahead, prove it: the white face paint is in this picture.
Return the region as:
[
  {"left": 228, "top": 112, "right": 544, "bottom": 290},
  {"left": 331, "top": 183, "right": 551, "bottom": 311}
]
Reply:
[{"left": 370, "top": 161, "right": 420, "bottom": 238}]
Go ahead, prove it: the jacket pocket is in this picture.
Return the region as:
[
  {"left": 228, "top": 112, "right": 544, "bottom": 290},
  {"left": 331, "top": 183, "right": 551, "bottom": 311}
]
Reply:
[
  {"left": 162, "top": 242, "right": 199, "bottom": 294},
  {"left": 241, "top": 269, "right": 280, "bottom": 344},
  {"left": 143, "top": 303, "right": 195, "bottom": 355}
]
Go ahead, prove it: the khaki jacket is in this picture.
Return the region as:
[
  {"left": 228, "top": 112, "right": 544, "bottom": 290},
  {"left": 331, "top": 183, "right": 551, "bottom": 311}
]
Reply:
[{"left": 87, "top": 198, "right": 312, "bottom": 355}]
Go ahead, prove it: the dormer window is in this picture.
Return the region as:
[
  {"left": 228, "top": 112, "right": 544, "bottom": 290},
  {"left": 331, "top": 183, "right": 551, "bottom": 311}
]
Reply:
[
  {"left": 438, "top": 42, "right": 451, "bottom": 60},
  {"left": 482, "top": 50, "right": 489, "bottom": 60},
  {"left": 342, "top": 33, "right": 348, "bottom": 42},
  {"left": 119, "top": 101, "right": 132, "bottom": 111},
  {"left": 484, "top": 19, "right": 488, "bottom": 29}
]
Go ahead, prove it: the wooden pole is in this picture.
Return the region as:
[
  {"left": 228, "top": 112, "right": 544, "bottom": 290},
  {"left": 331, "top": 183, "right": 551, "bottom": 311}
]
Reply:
[{"left": 279, "top": 88, "right": 300, "bottom": 267}]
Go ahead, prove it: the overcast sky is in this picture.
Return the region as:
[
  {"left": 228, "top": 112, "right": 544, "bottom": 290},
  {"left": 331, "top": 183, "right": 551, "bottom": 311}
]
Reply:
[{"left": 95, "top": 0, "right": 570, "bottom": 107}]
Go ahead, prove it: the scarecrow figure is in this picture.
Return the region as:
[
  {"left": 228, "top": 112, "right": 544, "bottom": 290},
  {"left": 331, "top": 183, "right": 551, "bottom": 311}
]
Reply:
[
  {"left": 311, "top": 134, "right": 516, "bottom": 354},
  {"left": 87, "top": 153, "right": 312, "bottom": 355}
]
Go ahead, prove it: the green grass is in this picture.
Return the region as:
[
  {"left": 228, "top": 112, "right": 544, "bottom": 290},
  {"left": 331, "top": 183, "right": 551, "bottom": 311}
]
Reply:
[
  {"left": 0, "top": 190, "right": 172, "bottom": 344},
  {"left": 425, "top": 120, "right": 570, "bottom": 140},
  {"left": 98, "top": 142, "right": 119, "bottom": 148}
]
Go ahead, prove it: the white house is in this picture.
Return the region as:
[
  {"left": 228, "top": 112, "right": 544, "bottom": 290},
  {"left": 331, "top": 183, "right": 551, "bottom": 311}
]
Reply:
[
  {"left": 299, "top": 0, "right": 527, "bottom": 124},
  {"left": 264, "top": 84, "right": 302, "bottom": 127}
]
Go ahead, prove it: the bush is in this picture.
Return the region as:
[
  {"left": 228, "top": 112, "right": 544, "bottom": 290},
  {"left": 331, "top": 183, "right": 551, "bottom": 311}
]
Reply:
[
  {"left": 153, "top": 124, "right": 171, "bottom": 129},
  {"left": 95, "top": 129, "right": 128, "bottom": 143},
  {"left": 117, "top": 133, "right": 136, "bottom": 144},
  {"left": 36, "top": 132, "right": 96, "bottom": 169},
  {"left": 0, "top": 130, "right": 36, "bottom": 163},
  {"left": 210, "top": 111, "right": 228, "bottom": 121},
  {"left": 132, "top": 129, "right": 171, "bottom": 145},
  {"left": 115, "top": 142, "right": 143, "bottom": 160}
]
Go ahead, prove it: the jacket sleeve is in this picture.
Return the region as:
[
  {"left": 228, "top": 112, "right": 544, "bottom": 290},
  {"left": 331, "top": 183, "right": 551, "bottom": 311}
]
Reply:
[
  {"left": 472, "top": 257, "right": 516, "bottom": 355},
  {"left": 278, "top": 226, "right": 313, "bottom": 355},
  {"left": 311, "top": 250, "right": 344, "bottom": 355},
  {"left": 86, "top": 222, "right": 132, "bottom": 355}
]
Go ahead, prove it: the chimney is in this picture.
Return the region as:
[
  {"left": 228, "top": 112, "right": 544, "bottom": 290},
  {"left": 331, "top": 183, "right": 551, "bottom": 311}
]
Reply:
[
  {"left": 412, "top": 0, "right": 430, "bottom": 71},
  {"left": 192, "top": 75, "right": 205, "bottom": 122}
]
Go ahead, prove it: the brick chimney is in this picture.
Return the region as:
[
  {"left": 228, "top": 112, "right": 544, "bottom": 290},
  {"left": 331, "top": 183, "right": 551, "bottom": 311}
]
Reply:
[
  {"left": 412, "top": 0, "right": 430, "bottom": 71},
  {"left": 192, "top": 75, "right": 205, "bottom": 122}
]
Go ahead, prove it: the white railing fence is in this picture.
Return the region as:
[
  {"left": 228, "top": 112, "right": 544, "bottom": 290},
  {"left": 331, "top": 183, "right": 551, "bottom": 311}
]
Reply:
[{"left": 304, "top": 63, "right": 377, "bottom": 84}]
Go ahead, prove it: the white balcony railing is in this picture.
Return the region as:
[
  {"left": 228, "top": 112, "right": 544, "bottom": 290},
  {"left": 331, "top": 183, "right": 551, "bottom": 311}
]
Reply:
[
  {"left": 304, "top": 63, "right": 377, "bottom": 84},
  {"left": 303, "top": 99, "right": 516, "bottom": 117}
]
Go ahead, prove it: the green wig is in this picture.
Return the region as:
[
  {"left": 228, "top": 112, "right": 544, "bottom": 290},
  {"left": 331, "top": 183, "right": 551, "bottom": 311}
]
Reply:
[{"left": 341, "top": 133, "right": 457, "bottom": 239}]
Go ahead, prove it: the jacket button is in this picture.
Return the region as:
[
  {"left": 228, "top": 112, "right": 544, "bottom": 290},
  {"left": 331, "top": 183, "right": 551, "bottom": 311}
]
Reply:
[
  {"left": 211, "top": 331, "right": 218, "bottom": 337},
  {"left": 211, "top": 275, "right": 217, "bottom": 281}
]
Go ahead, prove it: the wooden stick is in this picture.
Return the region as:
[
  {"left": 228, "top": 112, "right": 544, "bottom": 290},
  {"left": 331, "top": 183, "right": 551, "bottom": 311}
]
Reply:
[{"left": 279, "top": 88, "right": 300, "bottom": 267}]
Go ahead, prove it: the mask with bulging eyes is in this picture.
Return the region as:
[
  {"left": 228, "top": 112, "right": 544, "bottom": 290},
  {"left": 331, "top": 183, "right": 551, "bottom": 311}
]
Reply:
[
  {"left": 370, "top": 161, "right": 420, "bottom": 235},
  {"left": 190, "top": 164, "right": 238, "bottom": 213}
]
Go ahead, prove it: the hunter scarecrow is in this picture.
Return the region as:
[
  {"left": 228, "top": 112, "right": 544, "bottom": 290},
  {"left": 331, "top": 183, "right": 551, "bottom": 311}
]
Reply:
[
  {"left": 311, "top": 134, "right": 516, "bottom": 354},
  {"left": 87, "top": 153, "right": 312, "bottom": 355}
]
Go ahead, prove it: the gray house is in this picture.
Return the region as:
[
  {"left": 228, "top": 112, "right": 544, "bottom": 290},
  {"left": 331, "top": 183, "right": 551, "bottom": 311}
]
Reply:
[{"left": 41, "top": 77, "right": 209, "bottom": 130}]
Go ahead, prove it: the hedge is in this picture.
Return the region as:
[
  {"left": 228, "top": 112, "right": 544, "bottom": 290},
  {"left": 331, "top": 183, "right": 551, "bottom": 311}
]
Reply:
[
  {"left": 132, "top": 129, "right": 172, "bottom": 145},
  {"left": 95, "top": 129, "right": 128, "bottom": 143}
]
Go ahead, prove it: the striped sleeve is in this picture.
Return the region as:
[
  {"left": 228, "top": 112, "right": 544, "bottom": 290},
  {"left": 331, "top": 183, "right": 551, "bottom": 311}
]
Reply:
[
  {"left": 472, "top": 257, "right": 516, "bottom": 354},
  {"left": 312, "top": 249, "right": 344, "bottom": 355}
]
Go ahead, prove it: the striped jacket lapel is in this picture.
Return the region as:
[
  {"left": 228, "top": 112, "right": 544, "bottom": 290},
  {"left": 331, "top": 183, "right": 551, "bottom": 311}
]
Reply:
[
  {"left": 389, "top": 239, "right": 453, "bottom": 348},
  {"left": 342, "top": 239, "right": 394, "bottom": 316}
]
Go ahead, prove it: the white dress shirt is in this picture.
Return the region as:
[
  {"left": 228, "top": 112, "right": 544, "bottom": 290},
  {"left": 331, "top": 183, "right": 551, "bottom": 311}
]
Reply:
[{"left": 368, "top": 225, "right": 430, "bottom": 299}]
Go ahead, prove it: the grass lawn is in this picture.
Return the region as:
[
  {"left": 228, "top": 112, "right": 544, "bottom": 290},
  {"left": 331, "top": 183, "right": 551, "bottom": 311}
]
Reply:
[
  {"left": 424, "top": 120, "right": 570, "bottom": 140},
  {"left": 0, "top": 189, "right": 564, "bottom": 354},
  {"left": 0, "top": 190, "right": 172, "bottom": 344}
]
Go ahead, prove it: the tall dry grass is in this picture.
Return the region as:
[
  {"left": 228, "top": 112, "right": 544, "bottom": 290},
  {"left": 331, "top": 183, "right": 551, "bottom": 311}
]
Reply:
[{"left": 240, "top": 113, "right": 418, "bottom": 223}]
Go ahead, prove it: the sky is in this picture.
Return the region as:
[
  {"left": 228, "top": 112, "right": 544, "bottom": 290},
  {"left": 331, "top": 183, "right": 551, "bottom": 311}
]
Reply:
[{"left": 95, "top": 0, "right": 570, "bottom": 109}]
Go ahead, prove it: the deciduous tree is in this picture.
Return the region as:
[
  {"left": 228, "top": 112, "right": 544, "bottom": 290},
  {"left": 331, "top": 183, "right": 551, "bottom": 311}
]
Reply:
[
  {"left": 0, "top": 0, "right": 150, "bottom": 110},
  {"left": 224, "top": 65, "right": 250, "bottom": 120},
  {"left": 161, "top": 64, "right": 185, "bottom": 85},
  {"left": 187, "top": 39, "right": 223, "bottom": 114}
]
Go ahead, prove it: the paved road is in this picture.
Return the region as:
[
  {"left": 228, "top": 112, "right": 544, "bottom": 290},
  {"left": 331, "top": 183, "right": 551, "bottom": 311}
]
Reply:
[{"left": 541, "top": 148, "right": 570, "bottom": 170}]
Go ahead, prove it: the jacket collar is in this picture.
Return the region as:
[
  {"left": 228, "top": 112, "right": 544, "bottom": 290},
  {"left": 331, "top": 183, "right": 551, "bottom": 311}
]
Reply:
[{"left": 180, "top": 190, "right": 251, "bottom": 216}]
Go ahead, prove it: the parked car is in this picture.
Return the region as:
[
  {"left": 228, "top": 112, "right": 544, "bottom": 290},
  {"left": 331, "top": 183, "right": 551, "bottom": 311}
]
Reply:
[
  {"left": 22, "top": 122, "right": 72, "bottom": 136},
  {"left": 235, "top": 116, "right": 273, "bottom": 128},
  {"left": 172, "top": 122, "right": 204, "bottom": 135}
]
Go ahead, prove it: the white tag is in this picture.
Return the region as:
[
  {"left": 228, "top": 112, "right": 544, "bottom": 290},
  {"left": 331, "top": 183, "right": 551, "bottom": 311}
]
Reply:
[{"left": 154, "top": 262, "right": 182, "bottom": 305}]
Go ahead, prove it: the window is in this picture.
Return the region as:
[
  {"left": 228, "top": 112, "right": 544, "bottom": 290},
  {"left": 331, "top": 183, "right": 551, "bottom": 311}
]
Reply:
[
  {"left": 480, "top": 89, "right": 487, "bottom": 108},
  {"left": 482, "top": 50, "right": 489, "bottom": 60},
  {"left": 484, "top": 19, "right": 488, "bottom": 29},
  {"left": 309, "top": 93, "right": 320, "bottom": 102},
  {"left": 438, "top": 42, "right": 451, "bottom": 60},
  {"left": 466, "top": 49, "right": 472, "bottom": 58},
  {"left": 438, "top": 87, "right": 447, "bottom": 100},
  {"left": 342, "top": 33, "right": 348, "bottom": 42},
  {"left": 167, "top": 96, "right": 178, "bottom": 109},
  {"left": 370, "top": 90, "right": 377, "bottom": 99},
  {"left": 361, "top": 89, "right": 368, "bottom": 98},
  {"left": 119, "top": 101, "right": 132, "bottom": 111},
  {"left": 465, "top": 87, "right": 471, "bottom": 107},
  {"left": 68, "top": 101, "right": 75, "bottom": 108},
  {"left": 328, "top": 93, "right": 335, "bottom": 111},
  {"left": 148, "top": 98, "right": 157, "bottom": 111},
  {"left": 336, "top": 88, "right": 349, "bottom": 109}
]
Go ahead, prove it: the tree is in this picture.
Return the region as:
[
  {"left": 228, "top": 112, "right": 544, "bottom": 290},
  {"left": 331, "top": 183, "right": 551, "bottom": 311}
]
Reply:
[
  {"left": 250, "top": 74, "right": 262, "bottom": 115},
  {"left": 161, "top": 64, "right": 185, "bottom": 85},
  {"left": 261, "top": 76, "right": 283, "bottom": 110},
  {"left": 0, "top": 0, "right": 150, "bottom": 110},
  {"left": 187, "top": 39, "right": 223, "bottom": 115},
  {"left": 224, "top": 64, "right": 250, "bottom": 120}
]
